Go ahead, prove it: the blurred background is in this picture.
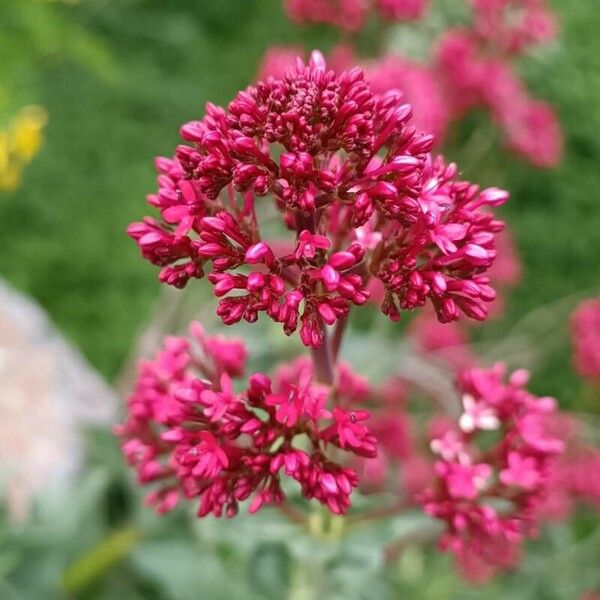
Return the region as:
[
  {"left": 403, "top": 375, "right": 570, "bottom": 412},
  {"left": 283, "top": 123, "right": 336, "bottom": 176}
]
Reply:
[{"left": 1, "top": 0, "right": 599, "bottom": 598}]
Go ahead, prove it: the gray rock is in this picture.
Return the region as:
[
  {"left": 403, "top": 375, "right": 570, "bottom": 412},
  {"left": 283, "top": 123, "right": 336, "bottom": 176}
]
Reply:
[{"left": 0, "top": 277, "right": 117, "bottom": 520}]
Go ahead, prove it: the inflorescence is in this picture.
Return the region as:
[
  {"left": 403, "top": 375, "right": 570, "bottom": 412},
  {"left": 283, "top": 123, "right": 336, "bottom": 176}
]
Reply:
[
  {"left": 116, "top": 323, "right": 375, "bottom": 517},
  {"left": 128, "top": 52, "right": 508, "bottom": 349},
  {"left": 120, "top": 47, "right": 596, "bottom": 583}
]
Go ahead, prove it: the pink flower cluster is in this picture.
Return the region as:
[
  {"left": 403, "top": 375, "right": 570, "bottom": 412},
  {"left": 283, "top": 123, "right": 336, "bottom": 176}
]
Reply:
[
  {"left": 571, "top": 297, "right": 600, "bottom": 382},
  {"left": 421, "top": 363, "right": 565, "bottom": 581},
  {"left": 471, "top": 0, "right": 558, "bottom": 54},
  {"left": 366, "top": 55, "right": 448, "bottom": 142},
  {"left": 436, "top": 1, "right": 562, "bottom": 167},
  {"left": 115, "top": 323, "right": 377, "bottom": 517},
  {"left": 553, "top": 445, "right": 600, "bottom": 513},
  {"left": 284, "top": 0, "right": 427, "bottom": 32},
  {"left": 276, "top": 1, "right": 561, "bottom": 165},
  {"left": 128, "top": 53, "right": 508, "bottom": 348}
]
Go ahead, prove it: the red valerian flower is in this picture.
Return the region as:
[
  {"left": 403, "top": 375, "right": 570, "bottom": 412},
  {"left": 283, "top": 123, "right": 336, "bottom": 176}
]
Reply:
[
  {"left": 420, "top": 363, "right": 565, "bottom": 582},
  {"left": 115, "top": 324, "right": 377, "bottom": 517},
  {"left": 129, "top": 52, "right": 509, "bottom": 347}
]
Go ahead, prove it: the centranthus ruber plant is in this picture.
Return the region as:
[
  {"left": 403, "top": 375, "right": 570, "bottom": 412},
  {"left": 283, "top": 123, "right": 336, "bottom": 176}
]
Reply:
[
  {"left": 127, "top": 51, "right": 508, "bottom": 354},
  {"left": 115, "top": 323, "right": 375, "bottom": 516},
  {"left": 120, "top": 51, "right": 597, "bottom": 585}
]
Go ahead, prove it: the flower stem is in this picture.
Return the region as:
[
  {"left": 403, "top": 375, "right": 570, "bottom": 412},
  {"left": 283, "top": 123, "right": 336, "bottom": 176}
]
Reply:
[
  {"left": 276, "top": 502, "right": 309, "bottom": 527},
  {"left": 347, "top": 500, "right": 411, "bottom": 525},
  {"left": 61, "top": 526, "right": 139, "bottom": 594},
  {"left": 311, "top": 330, "right": 334, "bottom": 385},
  {"left": 331, "top": 315, "right": 348, "bottom": 361}
]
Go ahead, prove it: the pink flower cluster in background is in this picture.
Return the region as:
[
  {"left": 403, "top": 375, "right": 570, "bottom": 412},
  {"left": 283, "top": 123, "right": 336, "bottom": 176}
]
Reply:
[
  {"left": 271, "top": 0, "right": 562, "bottom": 166},
  {"left": 128, "top": 53, "right": 508, "bottom": 349},
  {"left": 436, "top": 25, "right": 562, "bottom": 167},
  {"left": 116, "top": 323, "right": 377, "bottom": 517},
  {"left": 471, "top": 0, "right": 557, "bottom": 54},
  {"left": 571, "top": 296, "right": 600, "bottom": 382},
  {"left": 284, "top": 0, "right": 427, "bottom": 32},
  {"left": 366, "top": 55, "right": 448, "bottom": 142},
  {"left": 421, "top": 363, "right": 565, "bottom": 581},
  {"left": 117, "top": 321, "right": 600, "bottom": 579}
]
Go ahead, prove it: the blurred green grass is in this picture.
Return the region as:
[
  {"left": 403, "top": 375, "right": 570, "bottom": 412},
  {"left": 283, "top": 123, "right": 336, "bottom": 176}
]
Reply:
[{"left": 0, "top": 0, "right": 598, "bottom": 403}]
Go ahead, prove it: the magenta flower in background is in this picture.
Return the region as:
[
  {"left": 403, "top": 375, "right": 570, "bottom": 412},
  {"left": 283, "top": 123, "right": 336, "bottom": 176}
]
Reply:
[
  {"left": 422, "top": 363, "right": 565, "bottom": 582},
  {"left": 366, "top": 55, "right": 448, "bottom": 142},
  {"left": 434, "top": 0, "right": 563, "bottom": 168},
  {"left": 256, "top": 46, "right": 306, "bottom": 82},
  {"left": 471, "top": 0, "right": 558, "bottom": 54},
  {"left": 285, "top": 0, "right": 369, "bottom": 31},
  {"left": 284, "top": 0, "right": 426, "bottom": 31},
  {"left": 571, "top": 297, "right": 600, "bottom": 382},
  {"left": 375, "top": 0, "right": 427, "bottom": 21}
]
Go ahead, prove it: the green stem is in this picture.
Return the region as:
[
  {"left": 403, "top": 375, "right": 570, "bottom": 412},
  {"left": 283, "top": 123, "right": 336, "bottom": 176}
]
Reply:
[
  {"left": 61, "top": 526, "right": 139, "bottom": 594},
  {"left": 311, "top": 330, "right": 334, "bottom": 385}
]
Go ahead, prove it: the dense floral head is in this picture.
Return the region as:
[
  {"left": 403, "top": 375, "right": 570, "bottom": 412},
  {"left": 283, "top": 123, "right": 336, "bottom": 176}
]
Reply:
[
  {"left": 115, "top": 323, "right": 377, "bottom": 517},
  {"left": 283, "top": 0, "right": 426, "bottom": 31},
  {"left": 571, "top": 297, "right": 600, "bottom": 382},
  {"left": 421, "top": 363, "right": 565, "bottom": 581},
  {"left": 128, "top": 52, "right": 509, "bottom": 348}
]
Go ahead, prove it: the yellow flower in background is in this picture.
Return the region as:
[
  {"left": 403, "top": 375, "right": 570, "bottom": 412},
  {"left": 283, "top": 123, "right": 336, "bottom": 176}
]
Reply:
[
  {"left": 11, "top": 105, "right": 47, "bottom": 162},
  {"left": 0, "top": 105, "right": 48, "bottom": 193}
]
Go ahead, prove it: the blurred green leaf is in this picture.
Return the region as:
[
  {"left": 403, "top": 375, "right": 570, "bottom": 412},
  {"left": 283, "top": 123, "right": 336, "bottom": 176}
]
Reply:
[
  {"left": 247, "top": 542, "right": 291, "bottom": 600},
  {"left": 61, "top": 526, "right": 138, "bottom": 595}
]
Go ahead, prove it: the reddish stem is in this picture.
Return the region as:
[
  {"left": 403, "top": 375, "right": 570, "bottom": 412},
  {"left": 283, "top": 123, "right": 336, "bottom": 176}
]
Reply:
[
  {"left": 311, "top": 330, "right": 334, "bottom": 385},
  {"left": 331, "top": 315, "right": 348, "bottom": 361},
  {"left": 275, "top": 503, "right": 308, "bottom": 526},
  {"left": 348, "top": 499, "right": 412, "bottom": 524}
]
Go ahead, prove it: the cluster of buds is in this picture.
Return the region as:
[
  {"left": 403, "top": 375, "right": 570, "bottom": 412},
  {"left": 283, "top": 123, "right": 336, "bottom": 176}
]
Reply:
[
  {"left": 571, "top": 296, "right": 600, "bottom": 383},
  {"left": 421, "top": 363, "right": 565, "bottom": 581},
  {"left": 284, "top": 0, "right": 427, "bottom": 32},
  {"left": 115, "top": 323, "right": 377, "bottom": 517},
  {"left": 128, "top": 52, "right": 509, "bottom": 348},
  {"left": 256, "top": 47, "right": 449, "bottom": 141}
]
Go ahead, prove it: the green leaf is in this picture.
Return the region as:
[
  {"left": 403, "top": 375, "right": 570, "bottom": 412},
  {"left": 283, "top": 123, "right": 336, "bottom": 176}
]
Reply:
[{"left": 247, "top": 542, "right": 291, "bottom": 600}]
